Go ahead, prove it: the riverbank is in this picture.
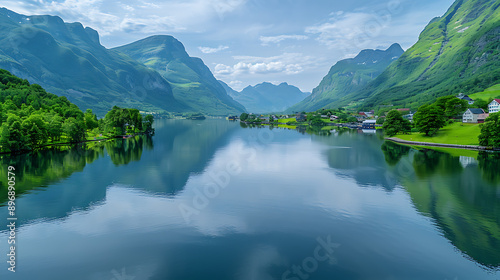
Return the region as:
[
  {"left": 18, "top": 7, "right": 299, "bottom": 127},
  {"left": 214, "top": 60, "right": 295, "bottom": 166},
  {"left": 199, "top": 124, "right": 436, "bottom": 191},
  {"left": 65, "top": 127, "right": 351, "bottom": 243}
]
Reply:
[
  {"left": 386, "top": 137, "right": 500, "bottom": 151},
  {"left": 0, "top": 132, "right": 153, "bottom": 155}
]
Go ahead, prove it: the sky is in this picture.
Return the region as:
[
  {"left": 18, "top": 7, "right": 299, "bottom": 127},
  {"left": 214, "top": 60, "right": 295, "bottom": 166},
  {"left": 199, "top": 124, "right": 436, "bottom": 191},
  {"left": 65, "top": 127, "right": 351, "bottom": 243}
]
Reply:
[{"left": 1, "top": 0, "right": 455, "bottom": 92}]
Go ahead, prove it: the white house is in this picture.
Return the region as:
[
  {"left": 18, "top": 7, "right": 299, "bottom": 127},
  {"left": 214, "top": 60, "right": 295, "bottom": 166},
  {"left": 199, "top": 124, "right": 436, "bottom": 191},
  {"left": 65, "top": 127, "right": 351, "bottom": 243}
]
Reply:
[
  {"left": 488, "top": 99, "right": 500, "bottom": 113},
  {"left": 463, "top": 108, "right": 485, "bottom": 123}
]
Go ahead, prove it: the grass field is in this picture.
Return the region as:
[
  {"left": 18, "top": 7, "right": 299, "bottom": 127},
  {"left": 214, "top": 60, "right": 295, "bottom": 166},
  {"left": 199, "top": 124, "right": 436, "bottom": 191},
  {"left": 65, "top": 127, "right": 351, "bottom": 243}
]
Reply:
[
  {"left": 470, "top": 84, "right": 500, "bottom": 101},
  {"left": 395, "top": 122, "right": 481, "bottom": 145}
]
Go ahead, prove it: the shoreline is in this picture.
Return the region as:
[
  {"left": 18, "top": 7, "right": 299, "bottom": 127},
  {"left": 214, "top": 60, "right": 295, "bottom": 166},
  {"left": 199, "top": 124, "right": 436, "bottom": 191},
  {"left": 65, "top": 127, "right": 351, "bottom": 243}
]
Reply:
[
  {"left": 0, "top": 132, "right": 153, "bottom": 155},
  {"left": 386, "top": 137, "right": 500, "bottom": 151}
]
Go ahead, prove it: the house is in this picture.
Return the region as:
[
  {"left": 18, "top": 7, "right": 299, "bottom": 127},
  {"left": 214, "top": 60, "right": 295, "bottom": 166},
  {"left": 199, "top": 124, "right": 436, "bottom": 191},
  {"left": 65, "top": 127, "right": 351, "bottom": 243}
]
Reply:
[
  {"left": 458, "top": 95, "right": 475, "bottom": 105},
  {"left": 364, "top": 112, "right": 374, "bottom": 118},
  {"left": 403, "top": 113, "right": 414, "bottom": 121},
  {"left": 296, "top": 113, "right": 307, "bottom": 122},
  {"left": 356, "top": 115, "right": 367, "bottom": 122},
  {"left": 320, "top": 115, "right": 329, "bottom": 118},
  {"left": 362, "top": 120, "right": 376, "bottom": 129},
  {"left": 330, "top": 115, "right": 339, "bottom": 121},
  {"left": 488, "top": 99, "right": 500, "bottom": 113},
  {"left": 478, "top": 113, "right": 489, "bottom": 123},
  {"left": 463, "top": 108, "right": 485, "bottom": 123}
]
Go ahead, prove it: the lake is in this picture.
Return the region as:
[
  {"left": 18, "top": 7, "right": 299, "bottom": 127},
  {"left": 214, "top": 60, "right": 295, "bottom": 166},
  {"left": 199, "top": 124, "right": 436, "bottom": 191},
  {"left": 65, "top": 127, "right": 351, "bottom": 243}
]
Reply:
[{"left": 1, "top": 119, "right": 499, "bottom": 280}]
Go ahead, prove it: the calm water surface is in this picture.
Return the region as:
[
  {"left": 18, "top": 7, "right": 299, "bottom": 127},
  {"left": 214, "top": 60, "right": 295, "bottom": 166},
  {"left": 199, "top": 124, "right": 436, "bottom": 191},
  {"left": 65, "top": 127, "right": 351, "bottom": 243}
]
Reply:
[{"left": 0, "top": 119, "right": 499, "bottom": 280}]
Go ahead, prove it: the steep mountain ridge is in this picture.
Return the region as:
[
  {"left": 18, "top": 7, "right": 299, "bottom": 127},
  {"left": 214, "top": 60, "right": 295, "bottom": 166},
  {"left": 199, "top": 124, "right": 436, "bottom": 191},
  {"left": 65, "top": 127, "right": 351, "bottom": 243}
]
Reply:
[
  {"left": 345, "top": 0, "right": 500, "bottom": 109},
  {"left": 289, "top": 43, "right": 404, "bottom": 112},
  {"left": 0, "top": 8, "right": 184, "bottom": 116},
  {"left": 113, "top": 36, "right": 245, "bottom": 115}
]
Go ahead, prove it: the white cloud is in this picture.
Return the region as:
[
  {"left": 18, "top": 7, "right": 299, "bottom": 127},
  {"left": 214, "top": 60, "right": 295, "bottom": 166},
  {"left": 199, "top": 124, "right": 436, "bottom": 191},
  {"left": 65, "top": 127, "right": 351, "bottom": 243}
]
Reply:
[
  {"left": 259, "top": 34, "right": 308, "bottom": 46},
  {"left": 305, "top": 10, "right": 393, "bottom": 52},
  {"left": 3, "top": 0, "right": 248, "bottom": 36},
  {"left": 198, "top": 45, "right": 229, "bottom": 54},
  {"left": 214, "top": 53, "right": 316, "bottom": 78},
  {"left": 228, "top": 80, "right": 244, "bottom": 91}
]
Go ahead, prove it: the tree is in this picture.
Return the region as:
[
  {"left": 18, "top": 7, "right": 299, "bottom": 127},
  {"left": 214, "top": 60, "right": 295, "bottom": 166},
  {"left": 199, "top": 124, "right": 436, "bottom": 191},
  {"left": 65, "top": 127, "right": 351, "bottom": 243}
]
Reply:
[
  {"left": 444, "top": 97, "right": 468, "bottom": 118},
  {"left": 27, "top": 123, "right": 46, "bottom": 149},
  {"left": 478, "top": 112, "right": 500, "bottom": 147},
  {"left": 376, "top": 116, "right": 385, "bottom": 125},
  {"left": 6, "top": 121, "right": 27, "bottom": 152},
  {"left": 0, "top": 123, "right": 10, "bottom": 151},
  {"left": 144, "top": 115, "right": 154, "bottom": 133},
  {"left": 413, "top": 104, "right": 446, "bottom": 136},
  {"left": 63, "top": 117, "right": 86, "bottom": 142},
  {"left": 347, "top": 116, "right": 357, "bottom": 123},
  {"left": 472, "top": 99, "right": 489, "bottom": 111},
  {"left": 47, "top": 115, "right": 63, "bottom": 142},
  {"left": 84, "top": 109, "right": 99, "bottom": 130},
  {"left": 240, "top": 113, "right": 248, "bottom": 121},
  {"left": 383, "top": 110, "right": 410, "bottom": 136}
]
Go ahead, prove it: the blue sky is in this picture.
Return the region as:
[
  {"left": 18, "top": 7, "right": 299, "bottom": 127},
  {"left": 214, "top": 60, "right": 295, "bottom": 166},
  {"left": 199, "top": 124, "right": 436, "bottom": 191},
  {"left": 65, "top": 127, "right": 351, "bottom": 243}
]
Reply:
[{"left": 2, "top": 0, "right": 455, "bottom": 92}]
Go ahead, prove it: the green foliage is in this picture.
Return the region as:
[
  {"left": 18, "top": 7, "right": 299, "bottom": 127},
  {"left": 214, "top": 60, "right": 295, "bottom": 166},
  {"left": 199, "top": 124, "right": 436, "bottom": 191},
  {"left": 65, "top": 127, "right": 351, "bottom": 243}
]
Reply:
[
  {"left": 347, "top": 116, "right": 358, "bottom": 123},
  {"left": 240, "top": 113, "right": 248, "bottom": 121},
  {"left": 62, "top": 118, "right": 86, "bottom": 142},
  {"left": 414, "top": 104, "right": 446, "bottom": 136},
  {"left": 376, "top": 117, "right": 385, "bottom": 124},
  {"left": 435, "top": 96, "right": 468, "bottom": 118},
  {"left": 84, "top": 109, "right": 99, "bottom": 130},
  {"left": 478, "top": 112, "right": 500, "bottom": 147},
  {"left": 0, "top": 69, "right": 85, "bottom": 151},
  {"left": 0, "top": 70, "right": 154, "bottom": 153},
  {"left": 144, "top": 115, "right": 154, "bottom": 133},
  {"left": 471, "top": 99, "right": 489, "bottom": 111},
  {"left": 308, "top": 115, "right": 323, "bottom": 126},
  {"left": 383, "top": 110, "right": 411, "bottom": 136}
]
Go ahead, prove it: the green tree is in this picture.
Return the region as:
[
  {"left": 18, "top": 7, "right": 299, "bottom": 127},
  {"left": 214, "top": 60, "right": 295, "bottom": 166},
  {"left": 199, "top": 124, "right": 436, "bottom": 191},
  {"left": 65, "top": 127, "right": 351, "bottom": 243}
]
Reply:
[
  {"left": 472, "top": 99, "right": 489, "bottom": 111},
  {"left": 376, "top": 116, "right": 385, "bottom": 125},
  {"left": 347, "top": 116, "right": 357, "bottom": 123},
  {"left": 84, "top": 109, "right": 99, "bottom": 130},
  {"left": 63, "top": 118, "right": 86, "bottom": 142},
  {"left": 444, "top": 97, "right": 468, "bottom": 119},
  {"left": 383, "top": 110, "right": 410, "bottom": 136},
  {"left": 26, "top": 123, "right": 46, "bottom": 149},
  {"left": 143, "top": 114, "right": 154, "bottom": 133},
  {"left": 478, "top": 112, "right": 500, "bottom": 147},
  {"left": 6, "top": 121, "right": 27, "bottom": 152},
  {"left": 240, "top": 113, "right": 248, "bottom": 121},
  {"left": 413, "top": 104, "right": 446, "bottom": 136}
]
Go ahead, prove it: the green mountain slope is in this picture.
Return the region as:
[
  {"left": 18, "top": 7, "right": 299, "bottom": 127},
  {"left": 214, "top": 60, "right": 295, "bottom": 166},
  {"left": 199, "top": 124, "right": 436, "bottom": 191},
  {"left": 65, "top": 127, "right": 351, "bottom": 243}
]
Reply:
[
  {"left": 113, "top": 36, "right": 245, "bottom": 115},
  {"left": 220, "top": 81, "right": 309, "bottom": 113},
  {"left": 289, "top": 43, "right": 404, "bottom": 112},
  {"left": 0, "top": 8, "right": 185, "bottom": 116},
  {"left": 348, "top": 0, "right": 500, "bottom": 110}
]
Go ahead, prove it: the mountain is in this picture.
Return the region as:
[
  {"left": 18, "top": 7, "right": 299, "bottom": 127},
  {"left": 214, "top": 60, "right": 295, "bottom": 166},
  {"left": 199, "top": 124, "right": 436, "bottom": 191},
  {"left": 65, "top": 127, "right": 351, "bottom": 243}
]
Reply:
[
  {"left": 0, "top": 8, "right": 186, "bottom": 116},
  {"left": 346, "top": 0, "right": 500, "bottom": 110},
  {"left": 220, "top": 81, "right": 309, "bottom": 113},
  {"left": 113, "top": 36, "right": 245, "bottom": 115},
  {"left": 289, "top": 43, "right": 404, "bottom": 112}
]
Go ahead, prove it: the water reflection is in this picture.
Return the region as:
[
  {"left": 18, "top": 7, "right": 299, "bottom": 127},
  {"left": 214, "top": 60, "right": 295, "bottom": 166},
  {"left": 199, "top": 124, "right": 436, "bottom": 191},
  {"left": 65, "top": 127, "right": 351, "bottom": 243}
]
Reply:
[
  {"left": 0, "top": 121, "right": 498, "bottom": 279},
  {"left": 378, "top": 142, "right": 500, "bottom": 268}
]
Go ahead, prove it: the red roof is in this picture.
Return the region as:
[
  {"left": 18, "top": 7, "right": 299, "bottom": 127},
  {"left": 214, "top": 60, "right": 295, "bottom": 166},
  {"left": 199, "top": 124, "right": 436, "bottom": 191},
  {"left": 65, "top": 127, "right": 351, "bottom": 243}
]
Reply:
[
  {"left": 494, "top": 99, "right": 500, "bottom": 104},
  {"left": 396, "top": 108, "right": 410, "bottom": 111}
]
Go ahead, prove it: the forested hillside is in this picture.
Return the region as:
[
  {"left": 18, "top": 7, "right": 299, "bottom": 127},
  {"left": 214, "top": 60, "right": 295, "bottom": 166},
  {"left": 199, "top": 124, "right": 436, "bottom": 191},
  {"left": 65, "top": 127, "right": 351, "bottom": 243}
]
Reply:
[{"left": 0, "top": 69, "right": 153, "bottom": 153}]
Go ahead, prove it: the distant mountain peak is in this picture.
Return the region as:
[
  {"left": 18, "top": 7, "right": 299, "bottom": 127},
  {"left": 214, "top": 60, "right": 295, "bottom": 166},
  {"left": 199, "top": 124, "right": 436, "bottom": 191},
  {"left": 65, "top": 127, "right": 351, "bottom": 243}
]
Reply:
[
  {"left": 288, "top": 43, "right": 404, "bottom": 112},
  {"left": 222, "top": 81, "right": 308, "bottom": 113}
]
